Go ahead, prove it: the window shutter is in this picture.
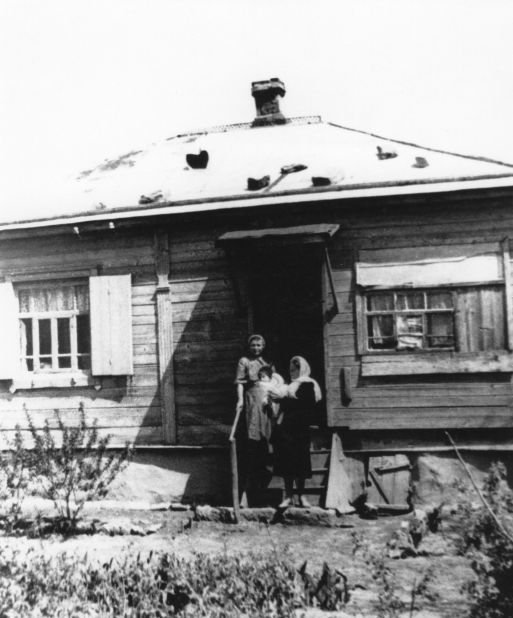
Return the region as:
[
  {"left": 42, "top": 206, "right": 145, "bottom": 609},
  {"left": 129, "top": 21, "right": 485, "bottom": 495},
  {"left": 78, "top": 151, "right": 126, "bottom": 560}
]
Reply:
[
  {"left": 89, "top": 274, "right": 133, "bottom": 376},
  {"left": 0, "top": 282, "right": 19, "bottom": 379}
]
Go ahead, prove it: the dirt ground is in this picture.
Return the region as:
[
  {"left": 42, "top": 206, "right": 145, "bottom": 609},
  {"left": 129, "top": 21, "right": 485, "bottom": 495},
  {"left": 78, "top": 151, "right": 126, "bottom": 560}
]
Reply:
[{"left": 0, "top": 506, "right": 473, "bottom": 618}]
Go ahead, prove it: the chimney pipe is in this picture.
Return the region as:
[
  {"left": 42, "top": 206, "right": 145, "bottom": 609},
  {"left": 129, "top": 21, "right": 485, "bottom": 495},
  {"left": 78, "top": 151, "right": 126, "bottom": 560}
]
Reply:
[{"left": 251, "top": 78, "right": 286, "bottom": 127}]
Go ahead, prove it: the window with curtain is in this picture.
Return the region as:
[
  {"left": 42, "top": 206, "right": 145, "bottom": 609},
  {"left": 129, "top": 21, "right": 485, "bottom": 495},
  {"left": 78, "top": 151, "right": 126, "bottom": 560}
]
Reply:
[
  {"left": 365, "top": 286, "right": 505, "bottom": 352},
  {"left": 17, "top": 283, "right": 90, "bottom": 373}
]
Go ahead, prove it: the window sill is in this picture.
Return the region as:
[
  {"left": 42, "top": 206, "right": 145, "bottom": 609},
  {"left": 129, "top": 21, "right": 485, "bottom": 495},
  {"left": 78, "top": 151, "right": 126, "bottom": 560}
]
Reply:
[
  {"left": 361, "top": 350, "right": 513, "bottom": 376},
  {"left": 11, "top": 372, "right": 95, "bottom": 391}
]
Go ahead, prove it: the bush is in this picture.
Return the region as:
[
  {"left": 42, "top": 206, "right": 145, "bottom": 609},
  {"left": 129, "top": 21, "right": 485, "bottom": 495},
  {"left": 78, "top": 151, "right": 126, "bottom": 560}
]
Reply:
[
  {"left": 25, "top": 404, "right": 133, "bottom": 533},
  {"left": 0, "top": 427, "right": 30, "bottom": 532},
  {"left": 459, "top": 462, "right": 513, "bottom": 618},
  {"left": 0, "top": 548, "right": 308, "bottom": 617}
]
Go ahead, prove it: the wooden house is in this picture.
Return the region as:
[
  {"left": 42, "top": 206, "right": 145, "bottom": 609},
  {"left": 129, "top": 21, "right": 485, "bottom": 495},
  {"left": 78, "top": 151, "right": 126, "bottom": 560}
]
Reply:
[{"left": 2, "top": 78, "right": 513, "bottom": 505}]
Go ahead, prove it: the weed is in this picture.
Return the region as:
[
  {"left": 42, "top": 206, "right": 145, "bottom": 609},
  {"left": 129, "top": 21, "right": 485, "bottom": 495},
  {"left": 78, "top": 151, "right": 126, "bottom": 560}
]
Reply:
[
  {"left": 0, "top": 547, "right": 311, "bottom": 617},
  {"left": 351, "top": 530, "right": 437, "bottom": 618}
]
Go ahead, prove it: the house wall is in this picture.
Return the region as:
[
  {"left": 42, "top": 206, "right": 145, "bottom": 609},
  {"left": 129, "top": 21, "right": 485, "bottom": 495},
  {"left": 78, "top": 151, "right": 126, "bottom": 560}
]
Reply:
[
  {"left": 323, "top": 191, "right": 513, "bottom": 447},
  {"left": 168, "top": 224, "right": 247, "bottom": 445},
  {"left": 162, "top": 189, "right": 513, "bottom": 453},
  {"left": 0, "top": 228, "right": 163, "bottom": 446},
  {"left": 2, "top": 187, "right": 513, "bottom": 462}
]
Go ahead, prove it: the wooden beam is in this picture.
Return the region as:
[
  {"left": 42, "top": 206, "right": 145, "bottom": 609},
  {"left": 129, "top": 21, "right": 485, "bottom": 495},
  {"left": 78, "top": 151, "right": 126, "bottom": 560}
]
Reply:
[
  {"left": 342, "top": 367, "right": 352, "bottom": 405},
  {"left": 362, "top": 350, "right": 513, "bottom": 376},
  {"left": 321, "top": 257, "right": 333, "bottom": 426},
  {"left": 502, "top": 237, "right": 513, "bottom": 350},
  {"left": 324, "top": 246, "right": 339, "bottom": 314},
  {"left": 154, "top": 231, "right": 176, "bottom": 444}
]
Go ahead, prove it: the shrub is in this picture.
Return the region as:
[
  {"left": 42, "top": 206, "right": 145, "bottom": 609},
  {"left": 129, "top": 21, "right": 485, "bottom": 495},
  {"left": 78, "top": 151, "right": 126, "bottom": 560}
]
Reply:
[
  {"left": 25, "top": 403, "right": 133, "bottom": 533},
  {"left": 0, "top": 426, "right": 30, "bottom": 532},
  {"left": 0, "top": 548, "right": 309, "bottom": 617},
  {"left": 459, "top": 462, "right": 513, "bottom": 618}
]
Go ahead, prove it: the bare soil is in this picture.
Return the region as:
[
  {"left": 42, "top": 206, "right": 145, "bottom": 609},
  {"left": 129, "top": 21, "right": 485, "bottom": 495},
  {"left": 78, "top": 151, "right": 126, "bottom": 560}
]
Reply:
[{"left": 0, "top": 508, "right": 472, "bottom": 617}]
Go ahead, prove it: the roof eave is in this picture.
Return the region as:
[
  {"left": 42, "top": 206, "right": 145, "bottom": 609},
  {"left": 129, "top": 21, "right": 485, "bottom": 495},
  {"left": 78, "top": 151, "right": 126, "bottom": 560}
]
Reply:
[{"left": 2, "top": 174, "right": 513, "bottom": 234}]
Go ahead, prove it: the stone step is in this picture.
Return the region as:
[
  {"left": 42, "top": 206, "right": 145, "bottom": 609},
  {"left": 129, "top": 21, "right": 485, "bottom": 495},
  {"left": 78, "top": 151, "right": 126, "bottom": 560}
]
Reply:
[{"left": 195, "top": 505, "right": 352, "bottom": 527}]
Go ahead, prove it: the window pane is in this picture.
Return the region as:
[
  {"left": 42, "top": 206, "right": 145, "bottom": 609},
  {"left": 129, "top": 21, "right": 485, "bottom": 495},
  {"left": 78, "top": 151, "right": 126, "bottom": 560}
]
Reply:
[
  {"left": 57, "top": 318, "right": 71, "bottom": 354},
  {"left": 39, "top": 356, "right": 52, "bottom": 369},
  {"left": 18, "top": 290, "right": 31, "bottom": 313},
  {"left": 397, "top": 315, "right": 423, "bottom": 334},
  {"left": 77, "top": 315, "right": 90, "bottom": 355},
  {"left": 78, "top": 355, "right": 90, "bottom": 370},
  {"left": 58, "top": 356, "right": 72, "bottom": 369},
  {"left": 396, "top": 292, "right": 424, "bottom": 310},
  {"left": 368, "top": 315, "right": 395, "bottom": 349},
  {"left": 397, "top": 314, "right": 423, "bottom": 350},
  {"left": 427, "top": 292, "right": 453, "bottom": 309},
  {"left": 39, "top": 319, "right": 52, "bottom": 355},
  {"left": 367, "top": 293, "right": 394, "bottom": 311},
  {"left": 32, "top": 289, "right": 51, "bottom": 312},
  {"left": 427, "top": 313, "right": 454, "bottom": 347},
  {"left": 75, "top": 285, "right": 89, "bottom": 312},
  {"left": 52, "top": 288, "right": 75, "bottom": 311}
]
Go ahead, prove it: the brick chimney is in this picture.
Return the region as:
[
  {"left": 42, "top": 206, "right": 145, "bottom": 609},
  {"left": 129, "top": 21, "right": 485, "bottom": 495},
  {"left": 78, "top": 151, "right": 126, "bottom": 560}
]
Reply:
[{"left": 251, "top": 78, "right": 286, "bottom": 127}]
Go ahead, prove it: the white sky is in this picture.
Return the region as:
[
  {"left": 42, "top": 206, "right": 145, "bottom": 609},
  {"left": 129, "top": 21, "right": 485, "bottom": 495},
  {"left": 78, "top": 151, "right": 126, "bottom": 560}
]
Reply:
[{"left": 0, "top": 0, "right": 512, "bottom": 216}]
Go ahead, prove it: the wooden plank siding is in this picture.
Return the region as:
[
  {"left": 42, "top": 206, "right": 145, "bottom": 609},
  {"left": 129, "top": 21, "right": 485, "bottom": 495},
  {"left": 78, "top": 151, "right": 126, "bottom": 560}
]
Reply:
[
  {"left": 2, "top": 190, "right": 513, "bottom": 449},
  {"left": 165, "top": 194, "right": 513, "bottom": 443},
  {"left": 169, "top": 227, "right": 246, "bottom": 445},
  {"left": 320, "top": 195, "right": 513, "bottom": 431},
  {"left": 0, "top": 230, "right": 162, "bottom": 446}
]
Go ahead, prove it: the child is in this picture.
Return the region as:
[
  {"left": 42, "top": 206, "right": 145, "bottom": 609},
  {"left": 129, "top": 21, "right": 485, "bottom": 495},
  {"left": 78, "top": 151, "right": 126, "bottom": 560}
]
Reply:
[
  {"left": 244, "top": 364, "right": 285, "bottom": 450},
  {"left": 256, "top": 365, "right": 286, "bottom": 424}
]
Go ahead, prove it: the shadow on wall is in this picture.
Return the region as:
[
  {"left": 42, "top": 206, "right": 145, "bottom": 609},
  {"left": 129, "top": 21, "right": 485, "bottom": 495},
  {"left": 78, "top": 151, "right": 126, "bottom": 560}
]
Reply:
[
  {"left": 135, "top": 231, "right": 247, "bottom": 504},
  {"left": 106, "top": 448, "right": 232, "bottom": 505}
]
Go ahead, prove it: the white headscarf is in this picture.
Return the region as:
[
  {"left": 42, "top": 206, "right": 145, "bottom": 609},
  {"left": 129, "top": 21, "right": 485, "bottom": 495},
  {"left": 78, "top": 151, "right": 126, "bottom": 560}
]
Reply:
[{"left": 287, "top": 356, "right": 322, "bottom": 403}]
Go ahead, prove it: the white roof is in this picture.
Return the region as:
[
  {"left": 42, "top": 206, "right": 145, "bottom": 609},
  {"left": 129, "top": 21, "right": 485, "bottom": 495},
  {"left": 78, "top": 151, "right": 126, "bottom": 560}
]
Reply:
[{"left": 2, "top": 117, "right": 513, "bottom": 230}]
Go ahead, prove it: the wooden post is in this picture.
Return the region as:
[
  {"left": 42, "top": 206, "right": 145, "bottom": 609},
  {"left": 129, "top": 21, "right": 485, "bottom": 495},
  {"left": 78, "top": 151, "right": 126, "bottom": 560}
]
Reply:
[
  {"left": 230, "top": 440, "right": 240, "bottom": 523},
  {"left": 155, "top": 231, "right": 176, "bottom": 444},
  {"left": 229, "top": 406, "right": 243, "bottom": 523},
  {"left": 502, "top": 238, "right": 513, "bottom": 351}
]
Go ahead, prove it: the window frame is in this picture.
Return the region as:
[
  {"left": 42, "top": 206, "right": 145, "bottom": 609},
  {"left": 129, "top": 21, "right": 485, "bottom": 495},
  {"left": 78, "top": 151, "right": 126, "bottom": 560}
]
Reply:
[
  {"left": 15, "top": 280, "right": 91, "bottom": 378},
  {"left": 356, "top": 282, "right": 513, "bottom": 376},
  {"left": 363, "top": 288, "right": 457, "bottom": 353}
]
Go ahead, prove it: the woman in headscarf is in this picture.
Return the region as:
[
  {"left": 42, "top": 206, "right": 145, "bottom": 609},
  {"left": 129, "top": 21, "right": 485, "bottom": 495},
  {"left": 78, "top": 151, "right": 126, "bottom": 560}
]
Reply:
[
  {"left": 234, "top": 334, "right": 285, "bottom": 506},
  {"left": 273, "top": 355, "right": 322, "bottom": 508}
]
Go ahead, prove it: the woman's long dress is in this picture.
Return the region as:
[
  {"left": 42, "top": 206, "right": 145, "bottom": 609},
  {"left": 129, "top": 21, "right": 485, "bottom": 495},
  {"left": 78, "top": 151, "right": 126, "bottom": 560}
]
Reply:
[{"left": 273, "top": 381, "right": 315, "bottom": 478}]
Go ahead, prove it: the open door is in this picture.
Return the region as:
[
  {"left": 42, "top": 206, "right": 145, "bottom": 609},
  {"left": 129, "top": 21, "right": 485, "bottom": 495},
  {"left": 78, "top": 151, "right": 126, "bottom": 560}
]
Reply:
[
  {"left": 248, "top": 248, "right": 326, "bottom": 420},
  {"left": 217, "top": 224, "right": 340, "bottom": 425}
]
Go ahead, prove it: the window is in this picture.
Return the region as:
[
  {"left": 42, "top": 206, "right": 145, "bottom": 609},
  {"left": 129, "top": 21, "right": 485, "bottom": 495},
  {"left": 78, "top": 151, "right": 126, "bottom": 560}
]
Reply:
[
  {"left": 364, "top": 285, "right": 505, "bottom": 354},
  {"left": 356, "top": 243, "right": 513, "bottom": 375},
  {"left": 366, "top": 290, "right": 455, "bottom": 351},
  {"left": 17, "top": 283, "right": 90, "bottom": 373}
]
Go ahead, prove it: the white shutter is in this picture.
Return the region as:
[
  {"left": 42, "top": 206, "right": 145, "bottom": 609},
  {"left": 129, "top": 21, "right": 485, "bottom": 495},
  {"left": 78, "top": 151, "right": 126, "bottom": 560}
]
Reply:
[
  {"left": 89, "top": 274, "right": 133, "bottom": 376},
  {"left": 0, "top": 282, "right": 19, "bottom": 379}
]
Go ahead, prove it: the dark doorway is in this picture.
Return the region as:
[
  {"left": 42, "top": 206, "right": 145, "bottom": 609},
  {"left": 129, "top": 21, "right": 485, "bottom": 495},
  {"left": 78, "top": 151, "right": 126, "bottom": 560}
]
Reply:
[{"left": 248, "top": 248, "right": 325, "bottom": 415}]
